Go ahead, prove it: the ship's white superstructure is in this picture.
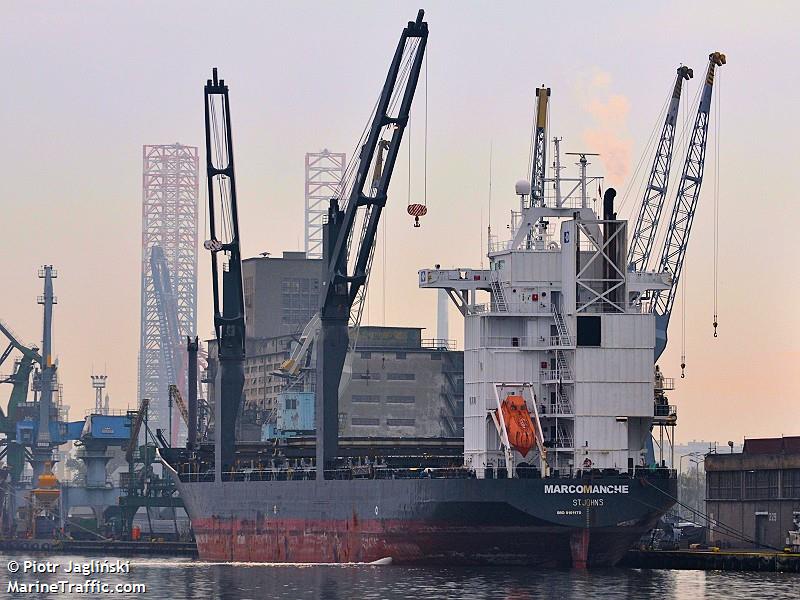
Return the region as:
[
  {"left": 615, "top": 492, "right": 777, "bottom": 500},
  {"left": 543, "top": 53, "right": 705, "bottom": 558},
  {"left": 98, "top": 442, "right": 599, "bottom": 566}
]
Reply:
[{"left": 420, "top": 147, "right": 674, "bottom": 479}]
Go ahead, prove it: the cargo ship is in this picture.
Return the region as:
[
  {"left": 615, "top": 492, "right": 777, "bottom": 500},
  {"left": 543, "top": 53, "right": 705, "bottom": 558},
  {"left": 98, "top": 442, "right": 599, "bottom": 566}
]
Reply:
[
  {"left": 160, "top": 12, "right": 728, "bottom": 568},
  {"left": 161, "top": 137, "right": 679, "bottom": 565}
]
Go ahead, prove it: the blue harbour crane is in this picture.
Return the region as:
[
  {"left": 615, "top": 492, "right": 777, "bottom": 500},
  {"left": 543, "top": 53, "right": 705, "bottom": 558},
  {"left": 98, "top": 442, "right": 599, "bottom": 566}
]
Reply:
[
  {"left": 0, "top": 321, "right": 42, "bottom": 483},
  {"left": 652, "top": 52, "right": 726, "bottom": 362},
  {"left": 628, "top": 65, "right": 694, "bottom": 274}
]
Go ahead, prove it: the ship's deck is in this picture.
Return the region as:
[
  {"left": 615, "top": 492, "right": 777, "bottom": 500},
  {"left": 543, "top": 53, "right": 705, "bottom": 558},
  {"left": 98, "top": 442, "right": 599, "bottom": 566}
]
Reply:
[{"left": 160, "top": 441, "right": 675, "bottom": 484}]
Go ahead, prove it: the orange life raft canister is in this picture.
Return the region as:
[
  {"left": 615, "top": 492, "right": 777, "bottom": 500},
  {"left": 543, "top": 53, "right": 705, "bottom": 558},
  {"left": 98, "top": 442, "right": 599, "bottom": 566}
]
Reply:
[{"left": 497, "top": 395, "right": 536, "bottom": 457}]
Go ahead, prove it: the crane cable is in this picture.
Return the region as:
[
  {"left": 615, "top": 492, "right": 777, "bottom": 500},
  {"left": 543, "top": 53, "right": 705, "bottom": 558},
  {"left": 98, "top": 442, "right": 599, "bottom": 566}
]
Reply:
[
  {"left": 618, "top": 86, "right": 671, "bottom": 218},
  {"left": 424, "top": 47, "right": 428, "bottom": 209},
  {"left": 681, "top": 258, "right": 686, "bottom": 379},
  {"left": 406, "top": 46, "right": 428, "bottom": 226},
  {"left": 679, "top": 81, "right": 689, "bottom": 379},
  {"left": 712, "top": 70, "right": 721, "bottom": 338}
]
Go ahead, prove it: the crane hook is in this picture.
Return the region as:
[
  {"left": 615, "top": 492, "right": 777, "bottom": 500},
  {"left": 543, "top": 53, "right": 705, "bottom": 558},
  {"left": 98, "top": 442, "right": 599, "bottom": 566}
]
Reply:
[
  {"left": 680, "top": 357, "right": 686, "bottom": 379},
  {"left": 414, "top": 215, "right": 420, "bottom": 228},
  {"left": 713, "top": 315, "right": 718, "bottom": 338}
]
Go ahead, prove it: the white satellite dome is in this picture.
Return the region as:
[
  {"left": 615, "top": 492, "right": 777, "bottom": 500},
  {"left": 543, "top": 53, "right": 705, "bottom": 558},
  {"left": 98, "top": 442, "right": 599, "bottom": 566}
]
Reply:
[{"left": 515, "top": 179, "right": 531, "bottom": 196}]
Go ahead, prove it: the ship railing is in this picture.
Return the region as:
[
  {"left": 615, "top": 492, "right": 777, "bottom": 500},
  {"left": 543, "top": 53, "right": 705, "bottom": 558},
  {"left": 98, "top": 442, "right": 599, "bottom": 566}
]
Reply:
[
  {"left": 481, "top": 336, "right": 534, "bottom": 348},
  {"left": 549, "top": 334, "right": 575, "bottom": 347},
  {"left": 539, "top": 369, "right": 574, "bottom": 383},
  {"left": 655, "top": 377, "right": 675, "bottom": 391},
  {"left": 479, "top": 335, "right": 575, "bottom": 349},
  {"left": 487, "top": 235, "right": 563, "bottom": 254},
  {"left": 177, "top": 463, "right": 476, "bottom": 483},
  {"left": 654, "top": 403, "right": 678, "bottom": 418},
  {"left": 471, "top": 303, "right": 552, "bottom": 315},
  {"left": 487, "top": 237, "right": 514, "bottom": 253},
  {"left": 421, "top": 338, "right": 456, "bottom": 350},
  {"left": 539, "top": 402, "right": 573, "bottom": 416},
  {"left": 83, "top": 408, "right": 130, "bottom": 417}
]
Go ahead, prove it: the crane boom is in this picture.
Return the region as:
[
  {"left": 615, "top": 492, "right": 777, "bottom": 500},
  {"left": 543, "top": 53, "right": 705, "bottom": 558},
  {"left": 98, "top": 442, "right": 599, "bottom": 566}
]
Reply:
[
  {"left": 653, "top": 52, "right": 726, "bottom": 360},
  {"left": 168, "top": 384, "right": 189, "bottom": 427},
  {"left": 530, "top": 86, "right": 550, "bottom": 207},
  {"left": 126, "top": 398, "right": 149, "bottom": 463},
  {"left": 203, "top": 68, "right": 246, "bottom": 470},
  {"left": 628, "top": 65, "right": 693, "bottom": 273},
  {"left": 0, "top": 320, "right": 42, "bottom": 365},
  {"left": 150, "top": 245, "right": 185, "bottom": 399},
  {"left": 0, "top": 321, "right": 40, "bottom": 483},
  {"left": 316, "top": 11, "right": 428, "bottom": 477}
]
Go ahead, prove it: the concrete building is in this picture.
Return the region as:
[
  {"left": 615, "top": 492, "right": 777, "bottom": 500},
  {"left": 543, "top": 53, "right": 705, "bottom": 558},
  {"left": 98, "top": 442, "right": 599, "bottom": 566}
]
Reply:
[
  {"left": 340, "top": 327, "right": 463, "bottom": 439},
  {"left": 242, "top": 252, "right": 322, "bottom": 339},
  {"left": 206, "top": 326, "right": 464, "bottom": 441},
  {"left": 204, "top": 251, "right": 464, "bottom": 441},
  {"left": 705, "top": 436, "right": 800, "bottom": 549}
]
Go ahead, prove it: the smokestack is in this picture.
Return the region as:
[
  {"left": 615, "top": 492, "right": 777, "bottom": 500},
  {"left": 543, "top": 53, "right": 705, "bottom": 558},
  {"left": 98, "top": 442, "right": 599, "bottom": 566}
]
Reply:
[
  {"left": 187, "top": 336, "right": 199, "bottom": 449},
  {"left": 603, "top": 187, "right": 619, "bottom": 309},
  {"left": 437, "top": 289, "right": 449, "bottom": 343},
  {"left": 603, "top": 187, "right": 617, "bottom": 221}
]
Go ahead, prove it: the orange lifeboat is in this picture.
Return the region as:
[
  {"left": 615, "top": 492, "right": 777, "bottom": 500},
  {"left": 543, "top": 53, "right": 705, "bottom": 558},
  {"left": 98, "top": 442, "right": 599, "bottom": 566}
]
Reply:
[{"left": 497, "top": 395, "right": 536, "bottom": 457}]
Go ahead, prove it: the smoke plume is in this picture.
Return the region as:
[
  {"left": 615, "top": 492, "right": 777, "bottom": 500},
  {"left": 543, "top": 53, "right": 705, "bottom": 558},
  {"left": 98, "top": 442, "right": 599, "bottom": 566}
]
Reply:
[{"left": 579, "top": 70, "right": 633, "bottom": 186}]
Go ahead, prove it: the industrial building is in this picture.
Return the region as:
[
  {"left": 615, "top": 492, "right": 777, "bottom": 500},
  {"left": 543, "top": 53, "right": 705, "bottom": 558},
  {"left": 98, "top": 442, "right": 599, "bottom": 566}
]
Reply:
[
  {"left": 206, "top": 325, "right": 463, "bottom": 441},
  {"left": 200, "top": 249, "right": 465, "bottom": 441},
  {"left": 705, "top": 436, "right": 800, "bottom": 550},
  {"left": 339, "top": 327, "right": 463, "bottom": 438},
  {"left": 242, "top": 252, "right": 323, "bottom": 339}
]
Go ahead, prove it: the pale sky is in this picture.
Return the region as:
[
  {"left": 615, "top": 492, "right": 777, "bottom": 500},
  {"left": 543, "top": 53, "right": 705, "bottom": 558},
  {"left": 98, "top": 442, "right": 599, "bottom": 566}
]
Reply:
[{"left": 0, "top": 1, "right": 797, "bottom": 444}]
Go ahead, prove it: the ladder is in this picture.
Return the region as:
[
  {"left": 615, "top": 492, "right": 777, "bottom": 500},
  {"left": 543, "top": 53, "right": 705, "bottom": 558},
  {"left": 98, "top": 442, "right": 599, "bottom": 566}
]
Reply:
[
  {"left": 556, "top": 382, "right": 573, "bottom": 414},
  {"left": 555, "top": 350, "right": 572, "bottom": 380},
  {"left": 556, "top": 426, "right": 574, "bottom": 449},
  {"left": 490, "top": 271, "right": 509, "bottom": 312},
  {"left": 552, "top": 302, "right": 572, "bottom": 346}
]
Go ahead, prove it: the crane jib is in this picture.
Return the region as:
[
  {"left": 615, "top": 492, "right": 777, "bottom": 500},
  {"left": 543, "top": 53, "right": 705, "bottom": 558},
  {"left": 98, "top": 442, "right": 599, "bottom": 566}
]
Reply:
[
  {"left": 316, "top": 12, "right": 429, "bottom": 478},
  {"left": 651, "top": 52, "right": 725, "bottom": 360}
]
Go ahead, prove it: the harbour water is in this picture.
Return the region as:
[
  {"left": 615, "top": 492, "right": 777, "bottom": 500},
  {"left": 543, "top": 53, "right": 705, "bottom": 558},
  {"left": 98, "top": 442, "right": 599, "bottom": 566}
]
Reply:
[{"left": 0, "top": 554, "right": 797, "bottom": 599}]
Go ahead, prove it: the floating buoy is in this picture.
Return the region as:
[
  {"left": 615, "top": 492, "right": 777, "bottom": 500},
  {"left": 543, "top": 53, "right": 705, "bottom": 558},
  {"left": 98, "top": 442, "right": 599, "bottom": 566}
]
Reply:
[{"left": 407, "top": 203, "right": 427, "bottom": 227}]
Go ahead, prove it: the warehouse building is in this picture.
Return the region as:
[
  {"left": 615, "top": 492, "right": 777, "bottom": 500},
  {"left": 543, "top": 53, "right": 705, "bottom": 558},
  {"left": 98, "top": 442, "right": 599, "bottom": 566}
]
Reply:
[
  {"left": 207, "top": 327, "right": 463, "bottom": 441},
  {"left": 705, "top": 436, "right": 800, "bottom": 549},
  {"left": 206, "top": 248, "right": 464, "bottom": 441},
  {"left": 242, "top": 251, "right": 322, "bottom": 339}
]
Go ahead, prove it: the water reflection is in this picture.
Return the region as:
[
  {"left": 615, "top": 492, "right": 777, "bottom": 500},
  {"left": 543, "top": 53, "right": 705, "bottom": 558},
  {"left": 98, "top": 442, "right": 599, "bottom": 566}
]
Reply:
[{"left": 0, "top": 555, "right": 797, "bottom": 600}]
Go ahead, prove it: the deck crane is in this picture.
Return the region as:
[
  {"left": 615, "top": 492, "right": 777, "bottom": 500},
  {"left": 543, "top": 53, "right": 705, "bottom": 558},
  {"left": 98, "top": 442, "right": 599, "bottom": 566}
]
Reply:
[
  {"left": 516, "top": 86, "right": 551, "bottom": 249},
  {"left": 203, "top": 68, "right": 246, "bottom": 471},
  {"left": 530, "top": 86, "right": 550, "bottom": 208},
  {"left": 0, "top": 320, "right": 42, "bottom": 482},
  {"left": 628, "top": 66, "right": 694, "bottom": 273},
  {"left": 150, "top": 245, "right": 186, "bottom": 443},
  {"left": 316, "top": 10, "right": 428, "bottom": 477},
  {"left": 652, "top": 52, "right": 726, "bottom": 362}
]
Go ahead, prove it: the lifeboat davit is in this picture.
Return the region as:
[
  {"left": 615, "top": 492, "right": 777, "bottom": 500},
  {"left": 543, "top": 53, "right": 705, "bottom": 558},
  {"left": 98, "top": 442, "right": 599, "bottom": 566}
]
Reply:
[{"left": 497, "top": 395, "right": 536, "bottom": 457}]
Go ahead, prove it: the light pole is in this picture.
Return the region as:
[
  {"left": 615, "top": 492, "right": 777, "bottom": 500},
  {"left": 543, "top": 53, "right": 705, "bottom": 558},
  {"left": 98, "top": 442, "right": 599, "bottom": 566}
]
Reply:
[
  {"left": 689, "top": 456, "right": 706, "bottom": 520},
  {"left": 679, "top": 451, "right": 701, "bottom": 473},
  {"left": 678, "top": 452, "right": 702, "bottom": 518}
]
